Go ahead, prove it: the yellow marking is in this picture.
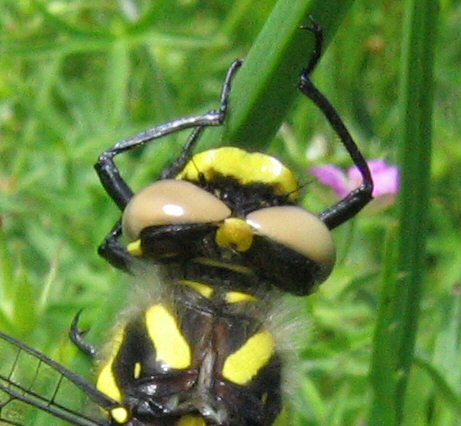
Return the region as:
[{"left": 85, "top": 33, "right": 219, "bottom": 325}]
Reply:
[
  {"left": 177, "top": 147, "right": 299, "bottom": 201},
  {"left": 194, "top": 257, "right": 253, "bottom": 274},
  {"left": 215, "top": 218, "right": 254, "bottom": 252},
  {"left": 145, "top": 304, "right": 191, "bottom": 369},
  {"left": 225, "top": 291, "right": 257, "bottom": 303},
  {"left": 127, "top": 239, "right": 142, "bottom": 255},
  {"left": 97, "top": 363, "right": 121, "bottom": 402},
  {"left": 222, "top": 330, "right": 275, "bottom": 385},
  {"left": 111, "top": 406, "right": 130, "bottom": 424},
  {"left": 134, "top": 362, "right": 141, "bottom": 379},
  {"left": 179, "top": 280, "right": 214, "bottom": 298},
  {"left": 177, "top": 415, "right": 207, "bottom": 426},
  {"left": 96, "top": 328, "right": 125, "bottom": 402}
]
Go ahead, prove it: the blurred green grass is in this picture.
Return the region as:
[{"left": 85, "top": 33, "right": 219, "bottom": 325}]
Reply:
[{"left": 1, "top": 1, "right": 460, "bottom": 425}]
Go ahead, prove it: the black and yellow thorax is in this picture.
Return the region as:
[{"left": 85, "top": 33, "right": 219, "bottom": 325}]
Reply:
[{"left": 96, "top": 279, "right": 283, "bottom": 426}]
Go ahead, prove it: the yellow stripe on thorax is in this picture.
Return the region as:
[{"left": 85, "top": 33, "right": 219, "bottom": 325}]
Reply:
[
  {"left": 177, "top": 147, "right": 299, "bottom": 201},
  {"left": 145, "top": 304, "right": 191, "bottom": 369},
  {"left": 225, "top": 291, "right": 257, "bottom": 303},
  {"left": 222, "top": 330, "right": 275, "bottom": 385},
  {"left": 179, "top": 280, "right": 214, "bottom": 298},
  {"left": 96, "top": 328, "right": 125, "bottom": 403}
]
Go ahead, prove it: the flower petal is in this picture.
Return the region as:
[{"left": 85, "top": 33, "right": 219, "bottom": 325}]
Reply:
[
  {"left": 309, "top": 165, "right": 350, "bottom": 197},
  {"left": 347, "top": 160, "right": 400, "bottom": 197}
]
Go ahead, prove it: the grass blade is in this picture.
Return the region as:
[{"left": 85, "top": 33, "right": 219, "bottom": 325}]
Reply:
[
  {"left": 200, "top": 0, "right": 356, "bottom": 150},
  {"left": 368, "top": 0, "right": 438, "bottom": 423}
]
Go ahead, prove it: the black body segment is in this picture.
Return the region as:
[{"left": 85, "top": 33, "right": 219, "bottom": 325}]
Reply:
[{"left": 97, "top": 284, "right": 282, "bottom": 426}]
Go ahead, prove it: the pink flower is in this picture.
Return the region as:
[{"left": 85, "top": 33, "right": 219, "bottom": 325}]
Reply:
[{"left": 310, "top": 160, "right": 400, "bottom": 199}]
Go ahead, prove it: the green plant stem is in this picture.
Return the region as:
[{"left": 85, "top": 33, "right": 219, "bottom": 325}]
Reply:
[
  {"left": 201, "top": 0, "right": 356, "bottom": 150},
  {"left": 368, "top": 0, "right": 437, "bottom": 423}
]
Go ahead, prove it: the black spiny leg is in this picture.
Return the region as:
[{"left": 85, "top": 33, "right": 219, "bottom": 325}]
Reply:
[
  {"left": 160, "top": 126, "right": 206, "bottom": 179},
  {"left": 163, "top": 58, "right": 243, "bottom": 178},
  {"left": 98, "top": 220, "right": 133, "bottom": 272},
  {"left": 95, "top": 59, "right": 243, "bottom": 211},
  {"left": 299, "top": 24, "right": 373, "bottom": 229},
  {"left": 301, "top": 18, "right": 323, "bottom": 76},
  {"left": 96, "top": 60, "right": 242, "bottom": 271},
  {"left": 69, "top": 310, "right": 97, "bottom": 358}
]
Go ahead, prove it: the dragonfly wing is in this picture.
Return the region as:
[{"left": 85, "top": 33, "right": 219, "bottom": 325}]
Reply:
[{"left": 0, "top": 331, "right": 116, "bottom": 426}]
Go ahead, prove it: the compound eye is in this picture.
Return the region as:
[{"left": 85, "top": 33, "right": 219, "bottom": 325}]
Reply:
[
  {"left": 122, "top": 180, "right": 231, "bottom": 241},
  {"left": 246, "top": 206, "right": 336, "bottom": 275}
]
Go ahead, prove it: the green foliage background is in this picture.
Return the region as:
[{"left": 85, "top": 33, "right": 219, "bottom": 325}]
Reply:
[{"left": 1, "top": 1, "right": 460, "bottom": 425}]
